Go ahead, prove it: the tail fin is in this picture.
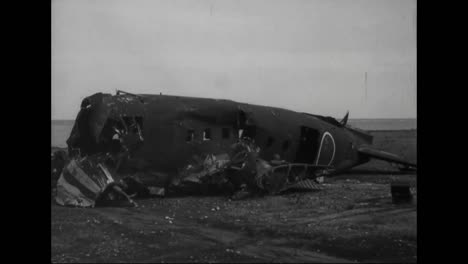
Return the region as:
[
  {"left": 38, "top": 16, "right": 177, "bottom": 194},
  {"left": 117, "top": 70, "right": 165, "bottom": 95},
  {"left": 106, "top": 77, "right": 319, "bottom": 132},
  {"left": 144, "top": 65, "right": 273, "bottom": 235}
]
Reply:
[{"left": 340, "top": 111, "right": 349, "bottom": 126}]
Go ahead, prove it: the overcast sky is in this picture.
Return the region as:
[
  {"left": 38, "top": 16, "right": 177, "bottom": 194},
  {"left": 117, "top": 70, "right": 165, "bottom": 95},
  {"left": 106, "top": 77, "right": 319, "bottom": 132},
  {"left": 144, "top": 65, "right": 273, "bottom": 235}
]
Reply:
[{"left": 52, "top": 0, "right": 416, "bottom": 120}]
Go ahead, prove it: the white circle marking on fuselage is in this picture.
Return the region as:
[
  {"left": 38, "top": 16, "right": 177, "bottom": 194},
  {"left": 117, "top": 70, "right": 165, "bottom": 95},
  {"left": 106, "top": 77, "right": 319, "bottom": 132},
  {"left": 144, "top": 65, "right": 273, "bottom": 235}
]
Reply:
[{"left": 315, "top": 131, "right": 336, "bottom": 166}]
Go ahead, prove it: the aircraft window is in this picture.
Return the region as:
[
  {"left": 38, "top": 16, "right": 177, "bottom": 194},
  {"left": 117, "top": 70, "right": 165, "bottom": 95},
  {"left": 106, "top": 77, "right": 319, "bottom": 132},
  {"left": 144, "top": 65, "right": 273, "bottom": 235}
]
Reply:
[
  {"left": 203, "top": 128, "right": 212, "bottom": 141},
  {"left": 186, "top": 129, "right": 195, "bottom": 142},
  {"left": 282, "top": 140, "right": 290, "bottom": 152},
  {"left": 266, "top": 137, "right": 274, "bottom": 148},
  {"left": 222, "top": 128, "right": 230, "bottom": 139}
]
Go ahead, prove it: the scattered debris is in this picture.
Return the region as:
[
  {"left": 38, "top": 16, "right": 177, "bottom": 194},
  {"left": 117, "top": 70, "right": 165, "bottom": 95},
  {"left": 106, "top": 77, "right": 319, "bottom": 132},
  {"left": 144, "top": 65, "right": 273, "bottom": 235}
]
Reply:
[
  {"left": 55, "top": 154, "right": 154, "bottom": 207},
  {"left": 391, "top": 181, "right": 413, "bottom": 204},
  {"left": 169, "top": 139, "right": 332, "bottom": 198},
  {"left": 148, "top": 186, "right": 165, "bottom": 196}
]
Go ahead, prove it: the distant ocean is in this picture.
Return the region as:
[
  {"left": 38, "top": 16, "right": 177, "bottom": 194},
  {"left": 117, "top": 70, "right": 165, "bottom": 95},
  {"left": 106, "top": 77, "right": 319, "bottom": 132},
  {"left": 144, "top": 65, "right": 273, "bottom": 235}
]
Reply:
[{"left": 51, "top": 119, "right": 417, "bottom": 148}]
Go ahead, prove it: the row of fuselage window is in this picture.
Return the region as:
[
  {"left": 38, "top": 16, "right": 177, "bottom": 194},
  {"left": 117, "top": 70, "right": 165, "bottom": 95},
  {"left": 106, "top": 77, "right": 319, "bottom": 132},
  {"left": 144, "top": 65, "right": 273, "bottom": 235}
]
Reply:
[{"left": 185, "top": 128, "right": 291, "bottom": 151}]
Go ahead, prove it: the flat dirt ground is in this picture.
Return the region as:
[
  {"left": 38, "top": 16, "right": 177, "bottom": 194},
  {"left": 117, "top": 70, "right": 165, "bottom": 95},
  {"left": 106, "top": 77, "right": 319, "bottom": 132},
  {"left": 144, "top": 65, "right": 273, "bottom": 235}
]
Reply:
[{"left": 51, "top": 130, "right": 417, "bottom": 263}]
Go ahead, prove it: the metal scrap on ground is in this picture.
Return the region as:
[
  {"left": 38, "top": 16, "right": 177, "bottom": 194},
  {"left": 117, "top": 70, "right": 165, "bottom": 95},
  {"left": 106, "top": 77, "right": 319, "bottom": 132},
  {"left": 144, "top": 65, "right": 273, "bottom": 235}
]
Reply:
[{"left": 54, "top": 139, "right": 329, "bottom": 207}]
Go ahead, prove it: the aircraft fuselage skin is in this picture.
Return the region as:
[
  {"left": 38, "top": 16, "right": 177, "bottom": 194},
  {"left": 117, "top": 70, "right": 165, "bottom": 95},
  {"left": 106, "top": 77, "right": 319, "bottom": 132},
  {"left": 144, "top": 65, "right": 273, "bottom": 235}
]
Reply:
[{"left": 67, "top": 92, "right": 374, "bottom": 185}]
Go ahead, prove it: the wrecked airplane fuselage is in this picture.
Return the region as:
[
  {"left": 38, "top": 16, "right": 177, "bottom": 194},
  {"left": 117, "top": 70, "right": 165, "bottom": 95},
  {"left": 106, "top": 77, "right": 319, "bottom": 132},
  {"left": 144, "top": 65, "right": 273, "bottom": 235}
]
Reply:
[{"left": 64, "top": 91, "right": 416, "bottom": 200}]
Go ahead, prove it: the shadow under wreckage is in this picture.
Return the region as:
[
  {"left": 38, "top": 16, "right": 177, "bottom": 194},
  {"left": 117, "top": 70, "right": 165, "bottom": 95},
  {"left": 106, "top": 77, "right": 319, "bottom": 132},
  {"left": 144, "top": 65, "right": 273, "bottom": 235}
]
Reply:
[{"left": 54, "top": 91, "right": 414, "bottom": 207}]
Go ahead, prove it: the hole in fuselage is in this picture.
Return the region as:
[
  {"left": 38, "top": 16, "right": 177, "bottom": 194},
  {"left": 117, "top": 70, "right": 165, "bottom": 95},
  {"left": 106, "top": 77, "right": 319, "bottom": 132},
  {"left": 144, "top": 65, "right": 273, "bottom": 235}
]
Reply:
[{"left": 294, "top": 126, "right": 320, "bottom": 163}]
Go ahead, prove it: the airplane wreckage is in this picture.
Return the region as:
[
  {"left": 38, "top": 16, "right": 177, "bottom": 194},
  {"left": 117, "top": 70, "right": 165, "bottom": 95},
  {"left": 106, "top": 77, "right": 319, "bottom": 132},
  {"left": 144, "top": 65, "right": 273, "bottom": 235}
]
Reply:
[{"left": 52, "top": 91, "right": 416, "bottom": 207}]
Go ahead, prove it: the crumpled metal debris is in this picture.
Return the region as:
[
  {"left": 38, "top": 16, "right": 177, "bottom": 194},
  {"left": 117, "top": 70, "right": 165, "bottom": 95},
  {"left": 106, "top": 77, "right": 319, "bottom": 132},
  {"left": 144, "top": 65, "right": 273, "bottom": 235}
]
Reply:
[
  {"left": 51, "top": 149, "right": 68, "bottom": 192},
  {"left": 55, "top": 153, "right": 161, "bottom": 207},
  {"left": 172, "top": 139, "right": 331, "bottom": 197},
  {"left": 54, "top": 137, "right": 332, "bottom": 207},
  {"left": 148, "top": 186, "right": 165, "bottom": 196},
  {"left": 170, "top": 153, "right": 232, "bottom": 191},
  {"left": 55, "top": 155, "right": 114, "bottom": 207}
]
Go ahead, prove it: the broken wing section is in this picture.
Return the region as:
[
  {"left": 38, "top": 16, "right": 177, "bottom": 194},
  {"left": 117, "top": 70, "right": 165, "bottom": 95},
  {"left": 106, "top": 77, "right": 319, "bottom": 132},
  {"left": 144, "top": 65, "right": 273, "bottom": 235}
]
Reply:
[{"left": 358, "top": 147, "right": 416, "bottom": 169}]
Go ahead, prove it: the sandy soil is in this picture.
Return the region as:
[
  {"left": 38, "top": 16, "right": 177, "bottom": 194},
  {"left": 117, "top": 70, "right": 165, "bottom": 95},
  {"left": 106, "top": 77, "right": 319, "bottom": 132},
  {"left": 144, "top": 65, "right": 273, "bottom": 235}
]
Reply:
[{"left": 51, "top": 130, "right": 417, "bottom": 263}]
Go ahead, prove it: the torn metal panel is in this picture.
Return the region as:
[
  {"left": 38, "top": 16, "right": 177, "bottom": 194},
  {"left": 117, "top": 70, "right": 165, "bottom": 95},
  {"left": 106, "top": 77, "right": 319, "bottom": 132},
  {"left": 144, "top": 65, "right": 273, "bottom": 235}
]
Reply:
[
  {"left": 282, "top": 179, "right": 324, "bottom": 192},
  {"left": 172, "top": 153, "right": 232, "bottom": 191},
  {"left": 55, "top": 154, "right": 148, "bottom": 207},
  {"left": 55, "top": 158, "right": 112, "bottom": 207},
  {"left": 257, "top": 163, "right": 331, "bottom": 194},
  {"left": 168, "top": 139, "right": 332, "bottom": 196}
]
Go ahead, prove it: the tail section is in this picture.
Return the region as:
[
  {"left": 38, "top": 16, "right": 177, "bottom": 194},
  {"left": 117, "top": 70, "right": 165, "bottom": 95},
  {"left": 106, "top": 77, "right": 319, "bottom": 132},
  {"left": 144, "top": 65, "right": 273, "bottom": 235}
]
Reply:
[{"left": 358, "top": 146, "right": 417, "bottom": 169}]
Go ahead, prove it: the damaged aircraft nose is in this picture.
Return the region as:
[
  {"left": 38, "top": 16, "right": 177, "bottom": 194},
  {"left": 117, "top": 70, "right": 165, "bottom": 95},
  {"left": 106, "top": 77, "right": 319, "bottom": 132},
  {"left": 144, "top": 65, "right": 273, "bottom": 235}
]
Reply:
[{"left": 67, "top": 93, "right": 145, "bottom": 158}]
